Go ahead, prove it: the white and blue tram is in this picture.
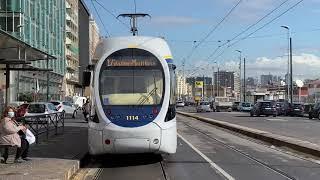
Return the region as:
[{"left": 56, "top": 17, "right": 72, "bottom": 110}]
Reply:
[{"left": 86, "top": 36, "right": 177, "bottom": 155}]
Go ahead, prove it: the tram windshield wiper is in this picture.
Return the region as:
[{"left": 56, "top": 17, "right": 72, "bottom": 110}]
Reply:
[
  {"left": 137, "top": 73, "right": 159, "bottom": 106},
  {"left": 137, "top": 87, "right": 158, "bottom": 105}
]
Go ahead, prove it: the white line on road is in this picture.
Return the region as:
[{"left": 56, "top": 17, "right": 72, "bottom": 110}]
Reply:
[
  {"left": 266, "top": 118, "right": 288, "bottom": 122},
  {"left": 177, "top": 133, "right": 235, "bottom": 180}
]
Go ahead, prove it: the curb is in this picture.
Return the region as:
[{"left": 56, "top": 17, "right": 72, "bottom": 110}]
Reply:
[
  {"left": 65, "top": 161, "right": 80, "bottom": 180},
  {"left": 177, "top": 111, "right": 320, "bottom": 157},
  {"left": 69, "top": 152, "right": 92, "bottom": 180}
]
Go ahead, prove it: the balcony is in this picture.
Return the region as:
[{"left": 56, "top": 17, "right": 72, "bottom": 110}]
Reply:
[
  {"left": 66, "top": 76, "right": 79, "bottom": 85},
  {"left": 66, "top": 26, "right": 78, "bottom": 39},
  {"left": 66, "top": 37, "right": 72, "bottom": 45},
  {"left": 66, "top": 1, "right": 71, "bottom": 9},
  {"left": 66, "top": 12, "right": 78, "bottom": 26},
  {"left": 66, "top": 56, "right": 78, "bottom": 71}
]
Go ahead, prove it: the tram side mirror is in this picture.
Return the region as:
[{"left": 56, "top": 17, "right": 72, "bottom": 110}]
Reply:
[
  {"left": 87, "top": 64, "right": 95, "bottom": 71},
  {"left": 173, "top": 64, "right": 176, "bottom": 70},
  {"left": 83, "top": 71, "right": 91, "bottom": 87}
]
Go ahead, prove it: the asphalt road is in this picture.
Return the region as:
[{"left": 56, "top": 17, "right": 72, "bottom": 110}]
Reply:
[
  {"left": 179, "top": 106, "right": 320, "bottom": 147},
  {"left": 82, "top": 115, "right": 320, "bottom": 180}
]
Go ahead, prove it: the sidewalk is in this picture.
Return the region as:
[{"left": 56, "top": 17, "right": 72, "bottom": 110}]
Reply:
[{"left": 0, "top": 117, "right": 88, "bottom": 180}]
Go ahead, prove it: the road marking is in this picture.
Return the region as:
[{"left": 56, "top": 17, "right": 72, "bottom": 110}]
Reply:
[
  {"left": 177, "top": 133, "right": 235, "bottom": 180},
  {"left": 266, "top": 118, "right": 288, "bottom": 122}
]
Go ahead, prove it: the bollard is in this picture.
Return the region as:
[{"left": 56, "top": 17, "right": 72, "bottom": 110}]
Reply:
[
  {"left": 36, "top": 117, "right": 39, "bottom": 144},
  {"left": 62, "top": 112, "right": 65, "bottom": 133},
  {"left": 55, "top": 113, "right": 58, "bottom": 135},
  {"left": 46, "top": 115, "right": 49, "bottom": 141}
]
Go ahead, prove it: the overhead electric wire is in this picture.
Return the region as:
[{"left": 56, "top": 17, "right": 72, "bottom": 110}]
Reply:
[
  {"left": 202, "top": 0, "right": 305, "bottom": 67},
  {"left": 134, "top": 0, "right": 137, "bottom": 13},
  {"left": 91, "top": 0, "right": 111, "bottom": 37},
  {"left": 186, "top": 0, "right": 304, "bottom": 77},
  {"left": 207, "top": 0, "right": 291, "bottom": 60},
  {"left": 93, "top": 0, "right": 130, "bottom": 28},
  {"left": 195, "top": 0, "right": 243, "bottom": 49},
  {"left": 169, "top": 27, "right": 320, "bottom": 44},
  {"left": 182, "top": 0, "right": 243, "bottom": 65},
  {"left": 227, "top": 0, "right": 305, "bottom": 49},
  {"left": 227, "top": 0, "right": 290, "bottom": 46}
]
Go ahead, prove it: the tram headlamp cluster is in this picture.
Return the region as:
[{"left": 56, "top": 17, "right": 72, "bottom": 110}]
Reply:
[{"left": 153, "top": 139, "right": 159, "bottom": 144}]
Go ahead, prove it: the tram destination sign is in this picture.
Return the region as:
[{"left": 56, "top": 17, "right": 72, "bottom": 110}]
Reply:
[{"left": 107, "top": 58, "right": 157, "bottom": 67}]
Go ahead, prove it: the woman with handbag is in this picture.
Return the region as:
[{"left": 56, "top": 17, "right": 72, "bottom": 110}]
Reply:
[{"left": 0, "top": 106, "right": 30, "bottom": 163}]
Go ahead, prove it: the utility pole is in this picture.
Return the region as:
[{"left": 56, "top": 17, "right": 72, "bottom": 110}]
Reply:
[
  {"left": 217, "top": 68, "right": 220, "bottom": 97},
  {"left": 236, "top": 50, "right": 242, "bottom": 101},
  {"left": 281, "top": 25, "right": 290, "bottom": 101},
  {"left": 212, "top": 66, "right": 214, "bottom": 99},
  {"left": 290, "top": 37, "right": 293, "bottom": 104},
  {"left": 243, "top": 58, "right": 246, "bottom": 102},
  {"left": 202, "top": 75, "right": 205, "bottom": 100}
]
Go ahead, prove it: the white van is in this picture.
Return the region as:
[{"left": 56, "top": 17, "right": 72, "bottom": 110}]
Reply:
[{"left": 73, "top": 96, "right": 87, "bottom": 109}]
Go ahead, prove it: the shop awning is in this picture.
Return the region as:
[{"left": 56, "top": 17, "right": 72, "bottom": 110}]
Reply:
[{"left": 0, "top": 29, "right": 58, "bottom": 105}]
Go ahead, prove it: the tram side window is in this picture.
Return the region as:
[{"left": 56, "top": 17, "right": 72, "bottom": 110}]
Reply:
[{"left": 166, "top": 64, "right": 176, "bottom": 122}]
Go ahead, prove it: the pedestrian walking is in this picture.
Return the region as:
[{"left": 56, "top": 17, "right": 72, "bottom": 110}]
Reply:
[
  {"left": 82, "top": 99, "right": 91, "bottom": 122},
  {"left": 0, "top": 106, "right": 30, "bottom": 163}
]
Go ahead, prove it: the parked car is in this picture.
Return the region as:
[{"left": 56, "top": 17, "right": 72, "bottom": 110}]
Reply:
[
  {"left": 309, "top": 102, "right": 320, "bottom": 119},
  {"left": 185, "top": 101, "right": 195, "bottom": 106},
  {"left": 24, "top": 102, "right": 59, "bottom": 122},
  {"left": 176, "top": 101, "right": 185, "bottom": 107},
  {"left": 51, "top": 101, "right": 76, "bottom": 118},
  {"left": 290, "top": 103, "right": 304, "bottom": 117},
  {"left": 232, "top": 101, "right": 240, "bottom": 111},
  {"left": 196, "top": 101, "right": 212, "bottom": 112},
  {"left": 16, "top": 103, "right": 29, "bottom": 117},
  {"left": 250, "top": 101, "right": 277, "bottom": 117},
  {"left": 275, "top": 101, "right": 291, "bottom": 116},
  {"left": 238, "top": 102, "right": 252, "bottom": 112}
]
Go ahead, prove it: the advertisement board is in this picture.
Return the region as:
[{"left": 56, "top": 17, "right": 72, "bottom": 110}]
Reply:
[{"left": 195, "top": 81, "right": 203, "bottom": 88}]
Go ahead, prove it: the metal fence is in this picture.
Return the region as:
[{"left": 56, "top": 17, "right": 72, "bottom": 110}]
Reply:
[{"left": 18, "top": 112, "right": 65, "bottom": 144}]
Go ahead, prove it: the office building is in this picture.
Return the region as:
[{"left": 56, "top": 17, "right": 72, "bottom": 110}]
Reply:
[
  {"left": 0, "top": 0, "right": 66, "bottom": 101},
  {"left": 214, "top": 71, "right": 234, "bottom": 90},
  {"left": 89, "top": 17, "right": 100, "bottom": 64},
  {"left": 65, "top": 0, "right": 79, "bottom": 97}
]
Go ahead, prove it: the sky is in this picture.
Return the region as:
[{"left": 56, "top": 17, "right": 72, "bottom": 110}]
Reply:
[{"left": 84, "top": 0, "right": 320, "bottom": 80}]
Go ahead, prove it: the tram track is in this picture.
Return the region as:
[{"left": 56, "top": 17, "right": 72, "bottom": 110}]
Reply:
[{"left": 179, "top": 120, "right": 297, "bottom": 180}]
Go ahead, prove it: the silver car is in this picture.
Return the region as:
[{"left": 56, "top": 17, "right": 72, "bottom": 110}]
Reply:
[
  {"left": 196, "top": 101, "right": 212, "bottom": 112},
  {"left": 24, "top": 102, "right": 59, "bottom": 123}
]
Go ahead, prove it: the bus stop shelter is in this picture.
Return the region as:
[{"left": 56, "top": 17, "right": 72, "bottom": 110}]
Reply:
[{"left": 0, "top": 29, "right": 56, "bottom": 107}]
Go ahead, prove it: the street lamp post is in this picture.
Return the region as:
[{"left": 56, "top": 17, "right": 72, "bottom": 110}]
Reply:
[
  {"left": 212, "top": 61, "right": 217, "bottom": 99},
  {"left": 281, "top": 25, "right": 290, "bottom": 102},
  {"left": 236, "top": 50, "right": 242, "bottom": 101},
  {"left": 243, "top": 57, "right": 246, "bottom": 102}
]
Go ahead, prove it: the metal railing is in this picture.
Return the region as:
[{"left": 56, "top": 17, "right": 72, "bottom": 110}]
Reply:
[{"left": 18, "top": 112, "right": 65, "bottom": 144}]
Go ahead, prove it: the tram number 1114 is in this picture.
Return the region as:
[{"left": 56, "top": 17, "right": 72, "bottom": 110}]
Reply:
[{"left": 126, "top": 115, "right": 139, "bottom": 121}]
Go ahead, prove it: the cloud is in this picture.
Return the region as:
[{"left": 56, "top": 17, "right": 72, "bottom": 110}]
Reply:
[
  {"left": 188, "top": 53, "right": 320, "bottom": 80},
  {"left": 151, "top": 16, "right": 206, "bottom": 26},
  {"left": 236, "top": 53, "right": 320, "bottom": 80}
]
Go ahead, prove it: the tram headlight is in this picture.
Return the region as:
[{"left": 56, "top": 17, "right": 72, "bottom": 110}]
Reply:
[
  {"left": 153, "top": 139, "right": 159, "bottom": 144},
  {"left": 105, "top": 139, "right": 111, "bottom": 145}
]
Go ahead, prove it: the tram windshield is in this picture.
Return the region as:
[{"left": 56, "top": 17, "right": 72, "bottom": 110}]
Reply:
[{"left": 99, "top": 48, "right": 164, "bottom": 106}]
